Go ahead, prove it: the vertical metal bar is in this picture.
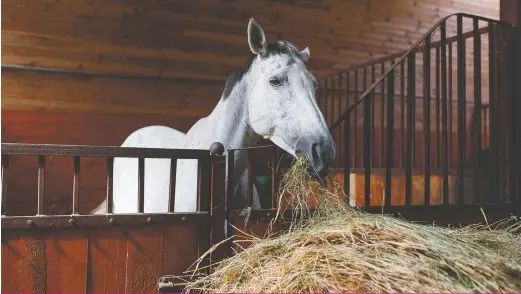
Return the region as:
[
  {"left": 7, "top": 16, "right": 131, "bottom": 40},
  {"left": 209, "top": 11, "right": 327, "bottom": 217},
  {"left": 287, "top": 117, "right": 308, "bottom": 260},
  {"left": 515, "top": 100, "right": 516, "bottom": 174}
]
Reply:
[
  {"left": 106, "top": 157, "right": 114, "bottom": 213},
  {"left": 138, "top": 157, "right": 145, "bottom": 213},
  {"left": 489, "top": 22, "right": 499, "bottom": 202},
  {"left": 345, "top": 71, "right": 351, "bottom": 170},
  {"left": 363, "top": 89, "right": 372, "bottom": 208},
  {"left": 224, "top": 150, "right": 235, "bottom": 257},
  {"left": 1, "top": 155, "right": 10, "bottom": 215},
  {"left": 72, "top": 156, "right": 80, "bottom": 214},
  {"left": 371, "top": 66, "right": 376, "bottom": 167},
  {"left": 247, "top": 150, "right": 253, "bottom": 207},
  {"left": 363, "top": 67, "right": 368, "bottom": 167},
  {"left": 385, "top": 70, "right": 395, "bottom": 207},
  {"left": 400, "top": 61, "right": 405, "bottom": 168},
  {"left": 436, "top": 46, "right": 441, "bottom": 169},
  {"left": 473, "top": 18, "right": 482, "bottom": 203},
  {"left": 324, "top": 79, "right": 329, "bottom": 126},
  {"left": 168, "top": 158, "right": 177, "bottom": 212},
  {"left": 457, "top": 15, "right": 466, "bottom": 204},
  {"left": 338, "top": 74, "right": 343, "bottom": 168},
  {"left": 354, "top": 70, "right": 359, "bottom": 168},
  {"left": 380, "top": 62, "right": 386, "bottom": 168},
  {"left": 406, "top": 53, "right": 416, "bottom": 206},
  {"left": 37, "top": 155, "right": 45, "bottom": 215},
  {"left": 449, "top": 42, "right": 454, "bottom": 170},
  {"left": 440, "top": 22, "right": 450, "bottom": 205},
  {"left": 423, "top": 33, "right": 432, "bottom": 206},
  {"left": 344, "top": 115, "right": 351, "bottom": 205},
  {"left": 271, "top": 146, "right": 277, "bottom": 208},
  {"left": 330, "top": 76, "right": 335, "bottom": 132}
]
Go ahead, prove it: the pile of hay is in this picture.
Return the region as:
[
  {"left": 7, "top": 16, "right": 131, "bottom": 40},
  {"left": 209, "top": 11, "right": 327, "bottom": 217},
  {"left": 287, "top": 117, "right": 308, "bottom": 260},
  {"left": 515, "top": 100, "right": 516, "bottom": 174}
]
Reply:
[{"left": 185, "top": 156, "right": 521, "bottom": 293}]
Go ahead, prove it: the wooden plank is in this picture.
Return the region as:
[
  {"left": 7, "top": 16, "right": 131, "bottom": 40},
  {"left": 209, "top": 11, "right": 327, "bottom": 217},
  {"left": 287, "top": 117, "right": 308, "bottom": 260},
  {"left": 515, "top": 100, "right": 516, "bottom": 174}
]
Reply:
[
  {"left": 1, "top": 233, "right": 47, "bottom": 292},
  {"left": 163, "top": 224, "right": 200, "bottom": 276},
  {"left": 125, "top": 227, "right": 164, "bottom": 292},
  {"left": 45, "top": 230, "right": 88, "bottom": 292},
  {"left": 87, "top": 228, "right": 128, "bottom": 292}
]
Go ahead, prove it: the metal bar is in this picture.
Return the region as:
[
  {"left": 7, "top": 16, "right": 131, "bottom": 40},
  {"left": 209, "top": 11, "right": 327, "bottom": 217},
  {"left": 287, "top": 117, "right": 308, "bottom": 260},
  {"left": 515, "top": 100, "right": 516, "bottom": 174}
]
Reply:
[
  {"left": 224, "top": 150, "right": 235, "bottom": 257},
  {"left": 449, "top": 43, "right": 454, "bottom": 170},
  {"left": 106, "top": 157, "right": 114, "bottom": 213},
  {"left": 72, "top": 156, "right": 80, "bottom": 214},
  {"left": 371, "top": 66, "right": 376, "bottom": 167},
  {"left": 1, "top": 213, "right": 210, "bottom": 229},
  {"left": 473, "top": 18, "right": 483, "bottom": 203},
  {"left": 247, "top": 150, "right": 254, "bottom": 207},
  {"left": 271, "top": 146, "right": 277, "bottom": 208},
  {"left": 363, "top": 67, "right": 368, "bottom": 167},
  {"left": 330, "top": 76, "right": 335, "bottom": 132},
  {"left": 337, "top": 74, "right": 343, "bottom": 168},
  {"left": 346, "top": 71, "right": 351, "bottom": 165},
  {"left": 400, "top": 61, "right": 405, "bottom": 168},
  {"left": 436, "top": 46, "right": 441, "bottom": 169},
  {"left": 354, "top": 70, "right": 359, "bottom": 168},
  {"left": 424, "top": 33, "right": 432, "bottom": 206},
  {"left": 324, "top": 78, "right": 330, "bottom": 126},
  {"left": 0, "top": 143, "right": 210, "bottom": 159},
  {"left": 489, "top": 23, "right": 499, "bottom": 202},
  {"left": 457, "top": 15, "right": 466, "bottom": 204},
  {"left": 1, "top": 155, "right": 10, "bottom": 215},
  {"left": 344, "top": 115, "right": 351, "bottom": 205},
  {"left": 385, "top": 70, "right": 395, "bottom": 207},
  {"left": 138, "top": 157, "right": 145, "bottom": 213},
  {"left": 380, "top": 62, "right": 386, "bottom": 168},
  {"left": 169, "top": 158, "right": 177, "bottom": 212},
  {"left": 441, "top": 22, "right": 450, "bottom": 205},
  {"left": 405, "top": 53, "right": 416, "bottom": 206},
  {"left": 37, "top": 155, "right": 46, "bottom": 215},
  {"left": 363, "top": 88, "right": 372, "bottom": 208}
]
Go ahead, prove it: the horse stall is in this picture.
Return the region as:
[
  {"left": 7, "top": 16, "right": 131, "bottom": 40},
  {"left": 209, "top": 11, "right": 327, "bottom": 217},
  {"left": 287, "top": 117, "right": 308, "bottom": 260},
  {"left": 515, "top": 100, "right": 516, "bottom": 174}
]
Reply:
[{"left": 2, "top": 0, "right": 521, "bottom": 293}]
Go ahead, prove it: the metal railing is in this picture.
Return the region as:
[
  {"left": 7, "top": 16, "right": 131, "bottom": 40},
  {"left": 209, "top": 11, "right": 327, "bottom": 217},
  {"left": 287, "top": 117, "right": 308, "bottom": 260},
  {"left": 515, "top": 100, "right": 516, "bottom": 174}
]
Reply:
[{"left": 316, "top": 13, "right": 517, "bottom": 208}]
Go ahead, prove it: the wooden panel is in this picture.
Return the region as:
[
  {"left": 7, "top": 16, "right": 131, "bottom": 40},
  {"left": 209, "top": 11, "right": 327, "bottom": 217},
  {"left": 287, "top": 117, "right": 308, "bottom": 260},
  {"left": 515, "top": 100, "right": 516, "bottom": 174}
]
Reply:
[
  {"left": 1, "top": 0, "right": 499, "bottom": 115},
  {"left": 87, "top": 228, "right": 128, "bottom": 292},
  {"left": 125, "top": 227, "right": 164, "bottom": 292},
  {"left": 1, "top": 224, "right": 204, "bottom": 293},
  {"left": 45, "top": 230, "right": 88, "bottom": 292},
  {"left": 1, "top": 70, "right": 224, "bottom": 117},
  {"left": 1, "top": 233, "right": 46, "bottom": 292}
]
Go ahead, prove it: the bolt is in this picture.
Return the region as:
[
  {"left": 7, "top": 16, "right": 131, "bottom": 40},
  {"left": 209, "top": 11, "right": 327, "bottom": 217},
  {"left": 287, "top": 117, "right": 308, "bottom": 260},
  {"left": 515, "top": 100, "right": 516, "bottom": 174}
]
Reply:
[
  {"left": 69, "top": 219, "right": 76, "bottom": 225},
  {"left": 181, "top": 216, "right": 186, "bottom": 221},
  {"left": 27, "top": 220, "right": 34, "bottom": 227},
  {"left": 266, "top": 212, "right": 271, "bottom": 217},
  {"left": 108, "top": 217, "right": 115, "bottom": 225},
  {"left": 146, "top": 217, "right": 152, "bottom": 224}
]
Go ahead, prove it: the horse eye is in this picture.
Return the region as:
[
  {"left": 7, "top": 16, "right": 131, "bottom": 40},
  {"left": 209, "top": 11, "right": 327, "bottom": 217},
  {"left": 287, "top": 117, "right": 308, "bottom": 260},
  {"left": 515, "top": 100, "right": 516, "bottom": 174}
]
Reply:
[{"left": 269, "top": 77, "right": 283, "bottom": 87}]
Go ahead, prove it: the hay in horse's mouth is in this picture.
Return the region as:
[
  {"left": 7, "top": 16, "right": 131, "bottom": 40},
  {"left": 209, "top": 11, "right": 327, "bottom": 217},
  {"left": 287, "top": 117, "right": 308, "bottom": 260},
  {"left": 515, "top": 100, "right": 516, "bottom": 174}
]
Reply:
[{"left": 184, "top": 154, "right": 521, "bottom": 293}]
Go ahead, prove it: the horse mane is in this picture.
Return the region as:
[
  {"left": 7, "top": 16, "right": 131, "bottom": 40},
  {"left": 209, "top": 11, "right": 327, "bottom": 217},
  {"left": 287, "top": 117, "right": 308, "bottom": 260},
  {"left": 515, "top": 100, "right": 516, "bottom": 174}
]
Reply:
[{"left": 221, "top": 41, "right": 303, "bottom": 100}]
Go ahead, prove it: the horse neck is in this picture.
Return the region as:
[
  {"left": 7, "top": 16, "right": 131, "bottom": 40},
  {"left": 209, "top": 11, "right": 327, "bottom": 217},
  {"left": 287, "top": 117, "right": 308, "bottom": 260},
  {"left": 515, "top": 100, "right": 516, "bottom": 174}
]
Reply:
[{"left": 188, "top": 75, "right": 262, "bottom": 177}]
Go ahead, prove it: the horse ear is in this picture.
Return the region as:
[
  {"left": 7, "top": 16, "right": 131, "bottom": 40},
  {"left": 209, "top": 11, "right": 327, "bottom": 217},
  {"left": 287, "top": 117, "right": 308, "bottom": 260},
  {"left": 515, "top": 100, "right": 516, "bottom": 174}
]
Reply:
[
  {"left": 300, "top": 47, "right": 310, "bottom": 63},
  {"left": 247, "top": 18, "right": 268, "bottom": 55}
]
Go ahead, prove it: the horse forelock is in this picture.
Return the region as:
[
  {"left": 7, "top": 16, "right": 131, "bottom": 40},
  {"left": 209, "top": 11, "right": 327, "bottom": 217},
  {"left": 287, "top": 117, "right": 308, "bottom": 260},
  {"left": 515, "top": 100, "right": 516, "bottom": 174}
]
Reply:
[{"left": 221, "top": 41, "right": 307, "bottom": 100}]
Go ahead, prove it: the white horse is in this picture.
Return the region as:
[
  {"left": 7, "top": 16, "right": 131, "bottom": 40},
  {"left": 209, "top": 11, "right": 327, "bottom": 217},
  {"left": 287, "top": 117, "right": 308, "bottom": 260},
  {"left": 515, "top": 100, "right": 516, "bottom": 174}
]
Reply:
[{"left": 92, "top": 18, "right": 335, "bottom": 214}]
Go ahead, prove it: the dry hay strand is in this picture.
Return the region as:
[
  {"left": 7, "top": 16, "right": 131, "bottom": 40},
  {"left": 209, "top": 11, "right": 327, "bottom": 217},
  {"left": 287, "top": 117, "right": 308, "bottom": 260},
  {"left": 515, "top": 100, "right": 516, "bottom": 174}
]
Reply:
[{"left": 185, "top": 155, "right": 521, "bottom": 293}]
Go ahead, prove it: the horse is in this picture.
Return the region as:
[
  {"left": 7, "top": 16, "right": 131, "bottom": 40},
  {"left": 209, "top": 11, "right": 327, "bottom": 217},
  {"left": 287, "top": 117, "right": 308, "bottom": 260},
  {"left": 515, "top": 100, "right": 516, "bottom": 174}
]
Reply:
[{"left": 91, "top": 18, "right": 335, "bottom": 214}]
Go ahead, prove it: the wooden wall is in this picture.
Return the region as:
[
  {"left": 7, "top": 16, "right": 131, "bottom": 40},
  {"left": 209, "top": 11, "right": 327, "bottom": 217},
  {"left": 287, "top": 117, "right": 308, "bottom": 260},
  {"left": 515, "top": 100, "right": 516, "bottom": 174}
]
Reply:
[{"left": 2, "top": 0, "right": 500, "bottom": 116}]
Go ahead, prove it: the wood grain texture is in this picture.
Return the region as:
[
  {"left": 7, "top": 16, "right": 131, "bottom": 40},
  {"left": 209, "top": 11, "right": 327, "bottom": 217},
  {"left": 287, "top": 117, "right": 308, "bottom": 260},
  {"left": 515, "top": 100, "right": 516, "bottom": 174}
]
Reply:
[
  {"left": 1, "top": 225, "right": 204, "bottom": 293},
  {"left": 1, "top": 0, "right": 499, "bottom": 115}
]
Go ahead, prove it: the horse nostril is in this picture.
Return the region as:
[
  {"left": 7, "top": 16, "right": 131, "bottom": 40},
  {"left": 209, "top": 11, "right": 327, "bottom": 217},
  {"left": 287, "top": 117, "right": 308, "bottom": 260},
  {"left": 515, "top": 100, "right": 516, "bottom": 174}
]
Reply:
[{"left": 311, "top": 143, "right": 320, "bottom": 160}]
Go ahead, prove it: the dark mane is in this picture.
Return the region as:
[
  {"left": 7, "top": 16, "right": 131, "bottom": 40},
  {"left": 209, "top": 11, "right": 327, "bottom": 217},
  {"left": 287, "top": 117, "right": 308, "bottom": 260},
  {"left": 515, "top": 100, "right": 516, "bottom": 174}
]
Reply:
[{"left": 222, "top": 41, "right": 302, "bottom": 100}]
